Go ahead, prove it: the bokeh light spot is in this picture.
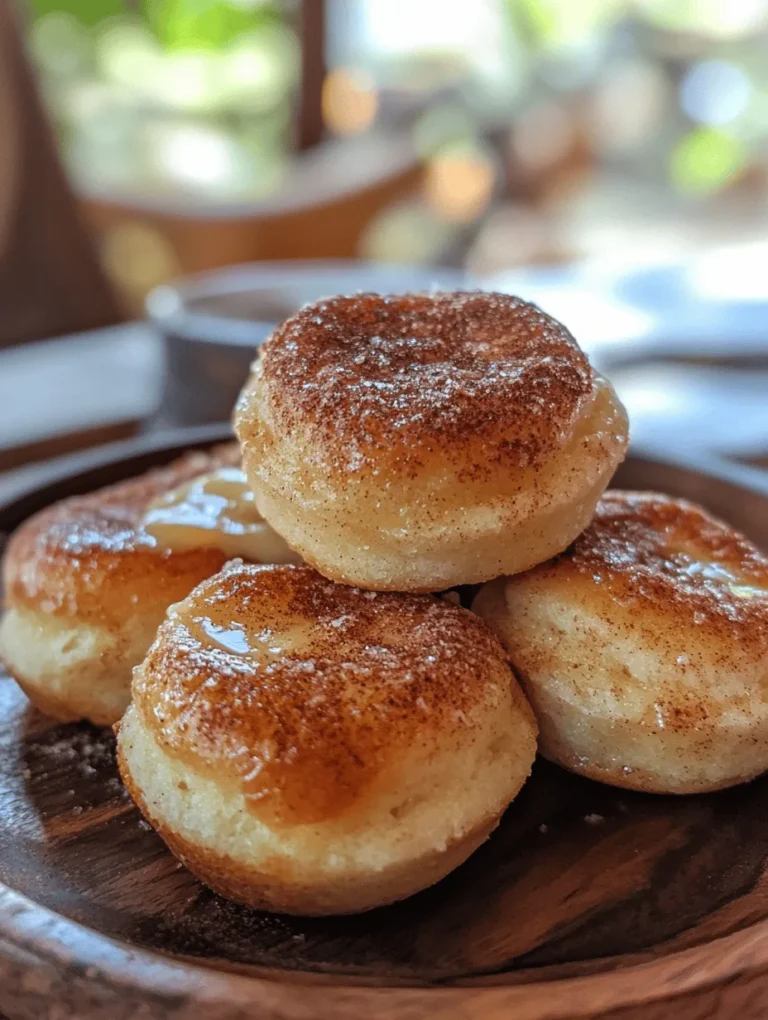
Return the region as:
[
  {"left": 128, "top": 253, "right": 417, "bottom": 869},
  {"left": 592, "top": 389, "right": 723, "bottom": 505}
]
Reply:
[
  {"left": 322, "top": 68, "right": 379, "bottom": 137},
  {"left": 670, "top": 127, "right": 747, "bottom": 193},
  {"left": 424, "top": 144, "right": 496, "bottom": 223},
  {"left": 680, "top": 60, "right": 751, "bottom": 125}
]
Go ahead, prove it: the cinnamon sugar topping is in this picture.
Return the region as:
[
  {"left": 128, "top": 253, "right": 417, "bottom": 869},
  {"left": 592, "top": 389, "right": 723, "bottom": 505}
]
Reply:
[
  {"left": 134, "top": 563, "right": 511, "bottom": 825},
  {"left": 251, "top": 292, "right": 594, "bottom": 471},
  {"left": 3, "top": 444, "right": 239, "bottom": 619},
  {"left": 563, "top": 491, "right": 768, "bottom": 629}
]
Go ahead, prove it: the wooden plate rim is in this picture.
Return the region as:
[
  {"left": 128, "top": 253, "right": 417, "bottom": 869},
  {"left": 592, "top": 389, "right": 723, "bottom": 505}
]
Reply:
[{"left": 4, "top": 883, "right": 768, "bottom": 1018}]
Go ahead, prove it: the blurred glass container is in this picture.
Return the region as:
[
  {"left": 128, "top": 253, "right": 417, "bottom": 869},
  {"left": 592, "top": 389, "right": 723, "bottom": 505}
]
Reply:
[{"left": 146, "top": 259, "right": 465, "bottom": 427}]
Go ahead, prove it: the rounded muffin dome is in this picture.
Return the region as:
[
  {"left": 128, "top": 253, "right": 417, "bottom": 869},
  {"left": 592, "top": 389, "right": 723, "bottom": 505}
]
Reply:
[
  {"left": 118, "top": 561, "right": 537, "bottom": 914},
  {"left": 474, "top": 491, "right": 768, "bottom": 795},
  {"left": 0, "top": 447, "right": 240, "bottom": 725},
  {"left": 235, "top": 291, "right": 628, "bottom": 591}
]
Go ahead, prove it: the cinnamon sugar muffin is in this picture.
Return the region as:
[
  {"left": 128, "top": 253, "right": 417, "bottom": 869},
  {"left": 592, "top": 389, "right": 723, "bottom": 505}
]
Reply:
[
  {"left": 234, "top": 291, "right": 628, "bottom": 592},
  {"left": 117, "top": 562, "right": 537, "bottom": 915},
  {"left": 0, "top": 446, "right": 295, "bottom": 726},
  {"left": 474, "top": 492, "right": 768, "bottom": 794}
]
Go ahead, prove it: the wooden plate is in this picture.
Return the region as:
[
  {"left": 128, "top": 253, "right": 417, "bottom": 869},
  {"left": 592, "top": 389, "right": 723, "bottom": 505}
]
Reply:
[{"left": 1, "top": 428, "right": 768, "bottom": 1020}]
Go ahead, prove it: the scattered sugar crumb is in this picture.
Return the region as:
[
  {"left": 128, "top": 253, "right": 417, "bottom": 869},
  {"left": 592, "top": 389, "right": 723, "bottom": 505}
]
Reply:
[
  {"left": 538, "top": 823, "right": 548, "bottom": 834},
  {"left": 584, "top": 813, "right": 604, "bottom": 825}
]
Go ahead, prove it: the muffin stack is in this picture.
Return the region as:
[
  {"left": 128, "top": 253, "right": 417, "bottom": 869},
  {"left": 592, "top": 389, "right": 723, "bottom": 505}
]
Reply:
[{"left": 3, "top": 291, "right": 768, "bottom": 917}]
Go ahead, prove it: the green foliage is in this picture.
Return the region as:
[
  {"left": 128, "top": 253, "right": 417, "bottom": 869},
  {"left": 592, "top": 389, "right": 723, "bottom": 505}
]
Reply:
[
  {"left": 506, "top": 0, "right": 626, "bottom": 48},
  {"left": 28, "top": 0, "right": 125, "bottom": 26},
  {"left": 670, "top": 127, "right": 748, "bottom": 192},
  {"left": 143, "top": 0, "right": 281, "bottom": 50},
  {"left": 29, "top": 0, "right": 283, "bottom": 48}
]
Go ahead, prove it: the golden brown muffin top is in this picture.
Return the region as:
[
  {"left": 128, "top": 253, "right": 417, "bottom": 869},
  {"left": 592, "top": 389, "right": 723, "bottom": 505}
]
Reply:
[
  {"left": 490, "top": 492, "right": 768, "bottom": 743},
  {"left": 3, "top": 444, "right": 238, "bottom": 622},
  {"left": 516, "top": 491, "right": 768, "bottom": 713},
  {"left": 564, "top": 491, "right": 768, "bottom": 624},
  {"left": 133, "top": 562, "right": 514, "bottom": 826},
  {"left": 249, "top": 291, "right": 594, "bottom": 474}
]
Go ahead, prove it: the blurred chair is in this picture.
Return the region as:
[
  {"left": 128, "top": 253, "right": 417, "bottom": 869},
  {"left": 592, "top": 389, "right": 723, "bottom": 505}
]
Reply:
[
  {"left": 0, "top": 0, "right": 122, "bottom": 346},
  {"left": 69, "top": 0, "right": 422, "bottom": 310},
  {"left": 73, "top": 0, "right": 422, "bottom": 310},
  {"left": 0, "top": 0, "right": 423, "bottom": 323}
]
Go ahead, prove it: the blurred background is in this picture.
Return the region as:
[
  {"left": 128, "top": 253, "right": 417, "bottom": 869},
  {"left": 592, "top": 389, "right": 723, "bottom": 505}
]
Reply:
[
  {"left": 22, "top": 0, "right": 768, "bottom": 304},
  {"left": 1, "top": 0, "right": 767, "bottom": 495}
]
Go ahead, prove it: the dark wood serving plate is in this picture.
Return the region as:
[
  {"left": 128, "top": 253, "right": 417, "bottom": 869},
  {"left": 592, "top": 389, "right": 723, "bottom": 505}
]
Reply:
[{"left": 1, "top": 427, "right": 768, "bottom": 1020}]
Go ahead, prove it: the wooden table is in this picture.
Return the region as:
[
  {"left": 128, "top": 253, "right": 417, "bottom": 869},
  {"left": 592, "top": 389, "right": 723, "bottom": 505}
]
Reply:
[{"left": 0, "top": 323, "right": 163, "bottom": 503}]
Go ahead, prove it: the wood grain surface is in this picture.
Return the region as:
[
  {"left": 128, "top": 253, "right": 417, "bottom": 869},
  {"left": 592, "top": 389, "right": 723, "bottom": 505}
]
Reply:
[{"left": 1, "top": 433, "right": 768, "bottom": 1019}]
